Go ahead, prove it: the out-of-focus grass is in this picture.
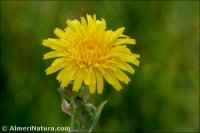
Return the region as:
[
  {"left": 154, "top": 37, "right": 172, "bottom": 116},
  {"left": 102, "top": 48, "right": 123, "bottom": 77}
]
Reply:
[{"left": 0, "top": 1, "right": 199, "bottom": 132}]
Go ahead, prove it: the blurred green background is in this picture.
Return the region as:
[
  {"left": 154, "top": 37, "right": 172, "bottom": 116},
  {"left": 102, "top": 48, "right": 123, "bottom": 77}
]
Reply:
[{"left": 0, "top": 1, "right": 199, "bottom": 132}]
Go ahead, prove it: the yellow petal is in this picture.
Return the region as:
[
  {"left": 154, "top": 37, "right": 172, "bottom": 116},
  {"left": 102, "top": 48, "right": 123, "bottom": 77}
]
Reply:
[
  {"left": 89, "top": 70, "right": 96, "bottom": 93},
  {"left": 66, "top": 20, "right": 82, "bottom": 34},
  {"left": 56, "top": 67, "right": 67, "bottom": 82},
  {"left": 112, "top": 68, "right": 130, "bottom": 84},
  {"left": 120, "top": 54, "right": 140, "bottom": 66},
  {"left": 104, "top": 69, "right": 122, "bottom": 91},
  {"left": 133, "top": 54, "right": 140, "bottom": 58},
  {"left": 110, "top": 45, "right": 131, "bottom": 55},
  {"left": 110, "top": 45, "right": 124, "bottom": 53},
  {"left": 64, "top": 28, "right": 78, "bottom": 41},
  {"left": 42, "top": 39, "right": 67, "bottom": 51},
  {"left": 95, "top": 69, "right": 104, "bottom": 94},
  {"left": 73, "top": 69, "right": 84, "bottom": 92},
  {"left": 54, "top": 28, "right": 67, "bottom": 39},
  {"left": 61, "top": 65, "right": 78, "bottom": 87},
  {"left": 45, "top": 59, "right": 66, "bottom": 75},
  {"left": 86, "top": 14, "right": 94, "bottom": 29},
  {"left": 84, "top": 71, "right": 90, "bottom": 85},
  {"left": 112, "top": 77, "right": 122, "bottom": 91},
  {"left": 119, "top": 34, "right": 129, "bottom": 38},
  {"left": 93, "top": 14, "right": 96, "bottom": 21},
  {"left": 43, "top": 51, "right": 66, "bottom": 59},
  {"left": 130, "top": 58, "right": 140, "bottom": 66},
  {"left": 51, "top": 58, "right": 65, "bottom": 66},
  {"left": 112, "top": 38, "right": 136, "bottom": 45},
  {"left": 81, "top": 17, "right": 88, "bottom": 29},
  {"left": 112, "top": 27, "right": 125, "bottom": 40},
  {"left": 98, "top": 68, "right": 113, "bottom": 85},
  {"left": 111, "top": 61, "right": 135, "bottom": 74},
  {"left": 99, "top": 18, "right": 106, "bottom": 31}
]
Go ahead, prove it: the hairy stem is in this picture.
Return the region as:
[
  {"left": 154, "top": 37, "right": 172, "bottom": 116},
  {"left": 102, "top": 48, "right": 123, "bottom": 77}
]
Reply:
[{"left": 71, "top": 113, "right": 75, "bottom": 130}]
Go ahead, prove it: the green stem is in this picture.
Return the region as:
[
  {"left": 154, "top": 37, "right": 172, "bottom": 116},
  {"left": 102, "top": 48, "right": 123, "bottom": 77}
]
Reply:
[{"left": 71, "top": 113, "right": 75, "bottom": 130}]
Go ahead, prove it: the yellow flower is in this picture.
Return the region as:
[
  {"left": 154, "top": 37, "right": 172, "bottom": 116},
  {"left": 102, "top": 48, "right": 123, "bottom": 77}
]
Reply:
[{"left": 42, "top": 14, "right": 140, "bottom": 94}]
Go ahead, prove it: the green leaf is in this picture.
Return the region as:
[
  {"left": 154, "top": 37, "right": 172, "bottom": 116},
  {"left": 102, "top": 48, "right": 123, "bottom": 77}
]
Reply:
[
  {"left": 74, "top": 103, "right": 96, "bottom": 129},
  {"left": 89, "top": 100, "right": 107, "bottom": 132},
  {"left": 79, "top": 100, "right": 108, "bottom": 133}
]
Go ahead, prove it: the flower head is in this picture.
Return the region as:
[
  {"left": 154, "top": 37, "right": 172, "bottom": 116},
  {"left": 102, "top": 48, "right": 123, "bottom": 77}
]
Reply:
[{"left": 42, "top": 14, "right": 140, "bottom": 94}]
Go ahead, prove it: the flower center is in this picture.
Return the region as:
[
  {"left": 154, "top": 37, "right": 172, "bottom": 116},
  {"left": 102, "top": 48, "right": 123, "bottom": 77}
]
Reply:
[
  {"left": 83, "top": 39, "right": 98, "bottom": 51},
  {"left": 86, "top": 44, "right": 96, "bottom": 50},
  {"left": 70, "top": 38, "right": 108, "bottom": 70},
  {"left": 68, "top": 36, "right": 109, "bottom": 71}
]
